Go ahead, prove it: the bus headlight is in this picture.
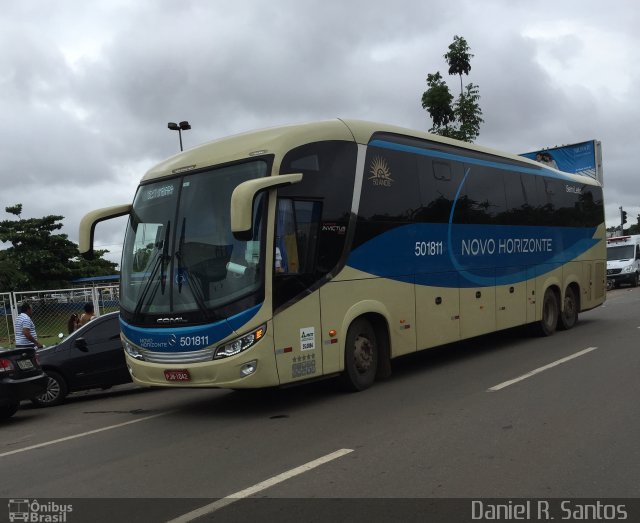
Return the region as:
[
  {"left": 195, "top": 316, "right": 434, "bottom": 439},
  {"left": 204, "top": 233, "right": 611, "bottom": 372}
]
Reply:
[
  {"left": 124, "top": 339, "right": 144, "bottom": 360},
  {"left": 214, "top": 325, "right": 266, "bottom": 359},
  {"left": 623, "top": 266, "right": 634, "bottom": 273}
]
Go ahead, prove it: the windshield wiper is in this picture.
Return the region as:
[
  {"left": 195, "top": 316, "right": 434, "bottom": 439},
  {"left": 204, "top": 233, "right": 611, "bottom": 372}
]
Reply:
[
  {"left": 175, "top": 218, "right": 210, "bottom": 318},
  {"left": 133, "top": 222, "right": 171, "bottom": 317}
]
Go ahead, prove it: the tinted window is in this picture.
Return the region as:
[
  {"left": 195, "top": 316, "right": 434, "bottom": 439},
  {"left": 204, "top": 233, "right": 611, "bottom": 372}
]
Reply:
[
  {"left": 501, "top": 172, "right": 538, "bottom": 225},
  {"left": 415, "top": 157, "right": 465, "bottom": 223},
  {"left": 453, "top": 165, "right": 506, "bottom": 225},
  {"left": 275, "top": 141, "right": 357, "bottom": 308},
  {"left": 81, "top": 317, "right": 119, "bottom": 343},
  {"left": 354, "top": 147, "right": 421, "bottom": 247}
]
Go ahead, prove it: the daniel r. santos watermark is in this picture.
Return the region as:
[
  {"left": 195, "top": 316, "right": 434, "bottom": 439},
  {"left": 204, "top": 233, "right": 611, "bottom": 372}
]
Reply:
[{"left": 471, "top": 499, "right": 629, "bottom": 521}]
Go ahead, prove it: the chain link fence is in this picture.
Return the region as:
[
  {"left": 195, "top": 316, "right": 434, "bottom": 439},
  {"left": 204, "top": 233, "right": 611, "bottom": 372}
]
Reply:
[
  {"left": 2, "top": 285, "right": 119, "bottom": 348},
  {"left": 0, "top": 292, "right": 15, "bottom": 347}
]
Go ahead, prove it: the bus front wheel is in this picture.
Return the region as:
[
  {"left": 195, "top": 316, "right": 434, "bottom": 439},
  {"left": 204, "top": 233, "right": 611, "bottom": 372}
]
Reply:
[
  {"left": 536, "top": 288, "right": 559, "bottom": 337},
  {"left": 341, "top": 318, "right": 378, "bottom": 392}
]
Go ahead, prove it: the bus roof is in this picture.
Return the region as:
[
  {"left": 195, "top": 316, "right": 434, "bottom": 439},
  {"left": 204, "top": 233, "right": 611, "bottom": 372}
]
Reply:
[{"left": 142, "top": 119, "right": 602, "bottom": 186}]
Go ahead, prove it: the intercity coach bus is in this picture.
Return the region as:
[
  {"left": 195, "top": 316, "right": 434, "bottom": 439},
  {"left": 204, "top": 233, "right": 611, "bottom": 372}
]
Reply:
[{"left": 79, "top": 119, "right": 606, "bottom": 391}]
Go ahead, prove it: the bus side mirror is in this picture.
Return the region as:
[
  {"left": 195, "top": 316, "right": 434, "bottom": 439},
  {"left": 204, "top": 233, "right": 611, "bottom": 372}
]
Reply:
[
  {"left": 79, "top": 204, "right": 132, "bottom": 258},
  {"left": 231, "top": 173, "right": 303, "bottom": 240}
]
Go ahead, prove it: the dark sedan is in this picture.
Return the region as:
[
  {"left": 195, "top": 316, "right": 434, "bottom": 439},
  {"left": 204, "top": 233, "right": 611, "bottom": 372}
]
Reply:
[
  {"left": 32, "top": 312, "right": 132, "bottom": 407},
  {"left": 0, "top": 347, "right": 48, "bottom": 418}
]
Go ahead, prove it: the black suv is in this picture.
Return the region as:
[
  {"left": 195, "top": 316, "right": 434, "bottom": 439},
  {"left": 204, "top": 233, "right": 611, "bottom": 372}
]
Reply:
[
  {"left": 0, "top": 347, "right": 48, "bottom": 418},
  {"left": 33, "top": 312, "right": 132, "bottom": 407}
]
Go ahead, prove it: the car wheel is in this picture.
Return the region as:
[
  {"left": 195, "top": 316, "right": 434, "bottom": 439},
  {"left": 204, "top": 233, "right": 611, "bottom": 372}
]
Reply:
[
  {"left": 0, "top": 401, "right": 19, "bottom": 419},
  {"left": 340, "top": 318, "right": 378, "bottom": 392},
  {"left": 31, "top": 370, "right": 68, "bottom": 407},
  {"left": 559, "top": 286, "right": 578, "bottom": 330}
]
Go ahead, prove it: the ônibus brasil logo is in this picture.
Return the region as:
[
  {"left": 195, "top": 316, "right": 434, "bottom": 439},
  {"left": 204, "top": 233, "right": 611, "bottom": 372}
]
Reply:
[{"left": 8, "top": 499, "right": 73, "bottom": 522}]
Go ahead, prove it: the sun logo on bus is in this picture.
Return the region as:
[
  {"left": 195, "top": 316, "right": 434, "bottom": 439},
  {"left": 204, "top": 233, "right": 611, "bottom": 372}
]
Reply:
[{"left": 368, "top": 156, "right": 393, "bottom": 187}]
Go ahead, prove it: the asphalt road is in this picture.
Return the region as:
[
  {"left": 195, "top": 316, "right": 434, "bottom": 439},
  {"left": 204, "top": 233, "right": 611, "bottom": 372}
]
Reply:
[{"left": 1, "top": 287, "right": 639, "bottom": 522}]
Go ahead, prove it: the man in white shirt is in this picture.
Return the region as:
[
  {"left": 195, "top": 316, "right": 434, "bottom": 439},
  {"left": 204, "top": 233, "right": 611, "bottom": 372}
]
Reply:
[{"left": 14, "top": 302, "right": 43, "bottom": 349}]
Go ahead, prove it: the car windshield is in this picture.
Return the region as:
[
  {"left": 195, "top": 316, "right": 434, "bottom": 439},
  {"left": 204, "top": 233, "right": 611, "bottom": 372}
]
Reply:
[
  {"left": 120, "top": 161, "right": 267, "bottom": 321},
  {"left": 607, "top": 245, "right": 634, "bottom": 261}
]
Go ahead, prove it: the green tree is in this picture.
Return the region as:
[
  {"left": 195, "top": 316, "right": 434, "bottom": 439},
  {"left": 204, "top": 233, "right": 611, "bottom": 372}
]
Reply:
[
  {"left": 0, "top": 251, "right": 26, "bottom": 290},
  {"left": 444, "top": 35, "right": 474, "bottom": 93},
  {"left": 421, "top": 35, "right": 483, "bottom": 143},
  {"left": 0, "top": 204, "right": 118, "bottom": 291},
  {"left": 421, "top": 72, "right": 454, "bottom": 128},
  {"left": 626, "top": 215, "right": 640, "bottom": 235}
]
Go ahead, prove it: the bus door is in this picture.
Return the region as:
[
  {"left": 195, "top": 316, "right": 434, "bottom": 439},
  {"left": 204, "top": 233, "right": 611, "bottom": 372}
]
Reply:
[
  {"left": 272, "top": 198, "right": 324, "bottom": 384},
  {"left": 272, "top": 294, "right": 323, "bottom": 385}
]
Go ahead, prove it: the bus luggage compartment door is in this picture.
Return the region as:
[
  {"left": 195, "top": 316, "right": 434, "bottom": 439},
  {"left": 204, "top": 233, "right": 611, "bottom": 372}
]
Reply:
[{"left": 460, "top": 269, "right": 496, "bottom": 339}]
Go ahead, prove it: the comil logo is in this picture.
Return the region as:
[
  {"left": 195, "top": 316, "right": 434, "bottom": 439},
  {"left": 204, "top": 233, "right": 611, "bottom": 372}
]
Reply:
[
  {"left": 368, "top": 156, "right": 393, "bottom": 187},
  {"left": 8, "top": 499, "right": 73, "bottom": 522}
]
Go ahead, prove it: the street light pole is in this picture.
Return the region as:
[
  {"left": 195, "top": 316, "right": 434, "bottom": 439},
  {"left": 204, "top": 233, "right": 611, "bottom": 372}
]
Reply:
[{"left": 167, "top": 120, "right": 191, "bottom": 151}]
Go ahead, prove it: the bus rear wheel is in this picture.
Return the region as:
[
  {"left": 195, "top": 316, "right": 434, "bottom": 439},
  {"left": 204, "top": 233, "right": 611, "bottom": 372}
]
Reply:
[
  {"left": 559, "top": 286, "right": 578, "bottom": 330},
  {"left": 341, "top": 318, "right": 378, "bottom": 392},
  {"left": 536, "top": 288, "right": 559, "bottom": 337}
]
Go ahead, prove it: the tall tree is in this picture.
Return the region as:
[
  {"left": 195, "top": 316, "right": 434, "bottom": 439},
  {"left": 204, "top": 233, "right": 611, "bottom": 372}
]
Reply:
[
  {"left": 444, "top": 35, "right": 474, "bottom": 93},
  {"left": 0, "top": 204, "right": 118, "bottom": 291},
  {"left": 421, "top": 35, "right": 483, "bottom": 143}
]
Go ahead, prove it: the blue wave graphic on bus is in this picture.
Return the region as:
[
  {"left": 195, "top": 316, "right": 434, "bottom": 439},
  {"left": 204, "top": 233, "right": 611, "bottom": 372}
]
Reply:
[
  {"left": 347, "top": 223, "right": 598, "bottom": 288},
  {"left": 120, "top": 304, "right": 262, "bottom": 352}
]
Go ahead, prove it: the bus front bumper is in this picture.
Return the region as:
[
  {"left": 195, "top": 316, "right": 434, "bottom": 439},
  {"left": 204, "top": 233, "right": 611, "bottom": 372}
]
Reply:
[{"left": 124, "top": 347, "right": 279, "bottom": 389}]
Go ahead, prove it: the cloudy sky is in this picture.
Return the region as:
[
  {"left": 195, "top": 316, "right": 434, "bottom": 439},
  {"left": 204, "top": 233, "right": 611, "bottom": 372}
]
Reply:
[{"left": 1, "top": 0, "right": 637, "bottom": 265}]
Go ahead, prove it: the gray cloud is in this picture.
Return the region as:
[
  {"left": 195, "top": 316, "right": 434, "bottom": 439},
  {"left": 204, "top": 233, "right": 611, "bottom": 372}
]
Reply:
[{"left": 1, "top": 0, "right": 637, "bottom": 266}]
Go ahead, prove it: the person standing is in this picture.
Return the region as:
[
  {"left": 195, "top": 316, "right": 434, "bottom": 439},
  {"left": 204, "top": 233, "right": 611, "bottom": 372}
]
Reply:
[{"left": 14, "top": 302, "right": 43, "bottom": 349}]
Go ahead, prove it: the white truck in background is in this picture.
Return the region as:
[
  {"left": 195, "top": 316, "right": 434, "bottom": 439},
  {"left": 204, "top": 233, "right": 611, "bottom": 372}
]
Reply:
[{"left": 606, "top": 235, "right": 640, "bottom": 288}]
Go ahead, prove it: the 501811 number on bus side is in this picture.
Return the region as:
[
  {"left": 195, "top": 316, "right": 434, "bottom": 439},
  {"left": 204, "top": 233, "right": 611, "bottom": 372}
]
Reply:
[{"left": 415, "top": 241, "right": 444, "bottom": 256}]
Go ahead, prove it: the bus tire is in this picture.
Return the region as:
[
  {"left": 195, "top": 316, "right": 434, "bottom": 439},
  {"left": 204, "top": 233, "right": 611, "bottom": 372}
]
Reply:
[
  {"left": 341, "top": 317, "right": 378, "bottom": 392},
  {"left": 536, "top": 288, "right": 559, "bottom": 337},
  {"left": 559, "top": 286, "right": 578, "bottom": 330},
  {"left": 633, "top": 273, "right": 639, "bottom": 288}
]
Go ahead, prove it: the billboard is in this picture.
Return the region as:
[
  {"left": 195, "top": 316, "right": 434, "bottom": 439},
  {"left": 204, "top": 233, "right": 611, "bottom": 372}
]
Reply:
[{"left": 520, "top": 140, "right": 603, "bottom": 184}]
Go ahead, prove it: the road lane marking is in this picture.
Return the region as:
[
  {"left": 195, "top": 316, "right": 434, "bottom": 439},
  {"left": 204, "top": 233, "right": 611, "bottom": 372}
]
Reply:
[
  {"left": 488, "top": 347, "right": 598, "bottom": 392},
  {"left": 167, "top": 448, "right": 354, "bottom": 523},
  {"left": 0, "top": 412, "right": 170, "bottom": 458}
]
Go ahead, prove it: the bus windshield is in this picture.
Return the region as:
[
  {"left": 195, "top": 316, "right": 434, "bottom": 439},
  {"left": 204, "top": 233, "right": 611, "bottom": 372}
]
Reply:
[{"left": 120, "top": 160, "right": 267, "bottom": 321}]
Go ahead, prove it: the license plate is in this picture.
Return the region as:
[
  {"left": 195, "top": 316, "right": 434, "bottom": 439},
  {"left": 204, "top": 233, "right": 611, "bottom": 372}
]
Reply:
[
  {"left": 164, "top": 369, "right": 190, "bottom": 382},
  {"left": 17, "top": 359, "right": 34, "bottom": 370}
]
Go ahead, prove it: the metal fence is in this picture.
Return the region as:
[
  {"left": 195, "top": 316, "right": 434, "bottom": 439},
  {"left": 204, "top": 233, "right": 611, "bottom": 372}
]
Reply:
[
  {"left": 1, "top": 285, "right": 119, "bottom": 348},
  {"left": 0, "top": 292, "right": 15, "bottom": 348}
]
